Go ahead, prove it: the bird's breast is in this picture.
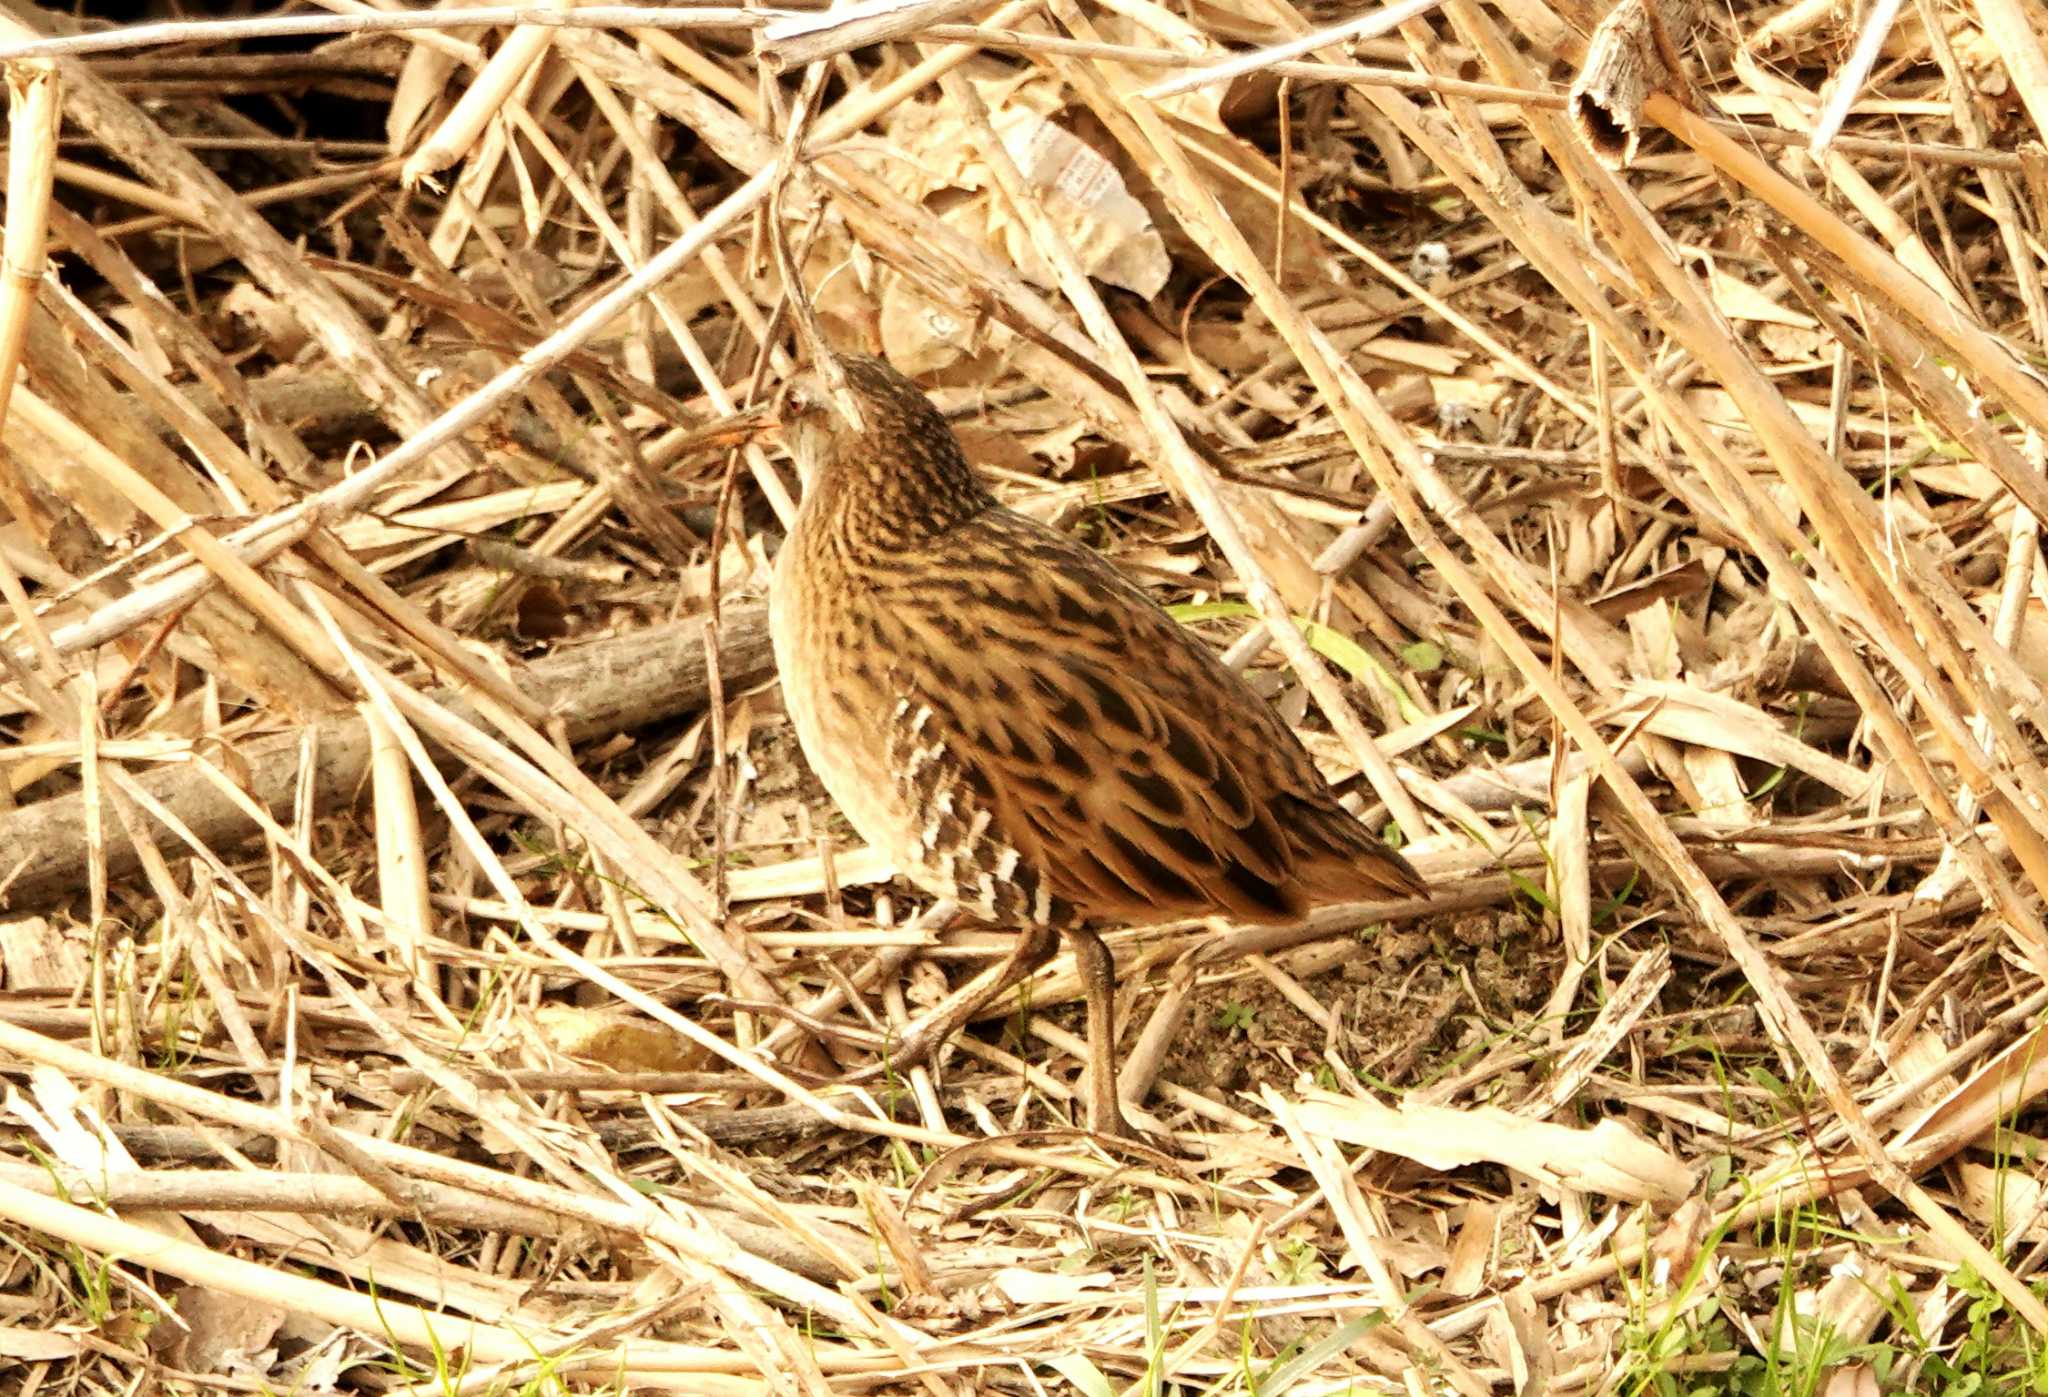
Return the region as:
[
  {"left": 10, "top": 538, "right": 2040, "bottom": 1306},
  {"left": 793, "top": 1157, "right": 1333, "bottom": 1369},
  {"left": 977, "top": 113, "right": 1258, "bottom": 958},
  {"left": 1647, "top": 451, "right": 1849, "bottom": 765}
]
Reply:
[{"left": 770, "top": 528, "right": 923, "bottom": 875}]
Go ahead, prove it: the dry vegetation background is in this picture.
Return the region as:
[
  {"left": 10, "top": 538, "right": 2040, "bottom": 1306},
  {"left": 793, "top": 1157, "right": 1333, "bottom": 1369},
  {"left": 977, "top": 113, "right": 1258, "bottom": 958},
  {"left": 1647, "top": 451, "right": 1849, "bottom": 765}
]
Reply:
[{"left": 3, "top": 0, "right": 2048, "bottom": 1391}]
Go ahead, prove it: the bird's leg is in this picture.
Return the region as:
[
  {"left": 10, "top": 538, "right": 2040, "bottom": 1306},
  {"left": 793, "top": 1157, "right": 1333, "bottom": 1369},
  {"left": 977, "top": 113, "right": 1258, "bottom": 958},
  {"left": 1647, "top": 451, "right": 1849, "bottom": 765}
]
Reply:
[
  {"left": 1064, "top": 927, "right": 1135, "bottom": 1139},
  {"left": 842, "top": 923, "right": 1058, "bottom": 1084}
]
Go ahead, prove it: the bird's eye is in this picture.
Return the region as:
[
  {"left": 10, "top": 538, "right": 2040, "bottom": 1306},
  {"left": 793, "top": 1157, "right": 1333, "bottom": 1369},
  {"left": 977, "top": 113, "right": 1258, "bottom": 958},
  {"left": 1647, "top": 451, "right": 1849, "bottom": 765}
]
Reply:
[{"left": 779, "top": 379, "right": 823, "bottom": 419}]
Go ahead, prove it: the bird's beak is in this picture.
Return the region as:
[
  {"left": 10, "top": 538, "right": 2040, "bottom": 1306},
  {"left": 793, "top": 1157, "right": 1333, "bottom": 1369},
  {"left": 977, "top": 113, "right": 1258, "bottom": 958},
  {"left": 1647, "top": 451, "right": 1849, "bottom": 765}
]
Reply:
[{"left": 665, "top": 400, "right": 780, "bottom": 454}]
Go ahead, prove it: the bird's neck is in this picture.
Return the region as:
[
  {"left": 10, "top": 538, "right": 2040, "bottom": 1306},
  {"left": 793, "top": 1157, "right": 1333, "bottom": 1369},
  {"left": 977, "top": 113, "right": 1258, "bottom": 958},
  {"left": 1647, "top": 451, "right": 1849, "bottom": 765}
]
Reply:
[{"left": 805, "top": 439, "right": 994, "bottom": 554}]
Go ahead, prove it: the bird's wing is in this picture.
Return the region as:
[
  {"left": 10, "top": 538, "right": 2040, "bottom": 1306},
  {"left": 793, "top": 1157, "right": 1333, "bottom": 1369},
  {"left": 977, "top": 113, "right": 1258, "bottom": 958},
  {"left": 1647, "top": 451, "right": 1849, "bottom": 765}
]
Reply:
[{"left": 868, "top": 507, "right": 1377, "bottom": 925}]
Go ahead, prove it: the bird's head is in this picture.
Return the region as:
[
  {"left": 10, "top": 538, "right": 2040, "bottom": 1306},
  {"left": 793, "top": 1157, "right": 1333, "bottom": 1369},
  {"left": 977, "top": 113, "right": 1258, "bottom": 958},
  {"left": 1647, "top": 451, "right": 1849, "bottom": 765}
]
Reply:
[{"left": 777, "top": 354, "right": 992, "bottom": 539}]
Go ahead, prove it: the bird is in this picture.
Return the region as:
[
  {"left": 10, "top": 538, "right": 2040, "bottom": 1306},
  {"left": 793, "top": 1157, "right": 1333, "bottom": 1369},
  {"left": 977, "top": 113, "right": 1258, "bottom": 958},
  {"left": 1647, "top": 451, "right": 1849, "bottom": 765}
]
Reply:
[{"left": 767, "top": 353, "right": 1426, "bottom": 1137}]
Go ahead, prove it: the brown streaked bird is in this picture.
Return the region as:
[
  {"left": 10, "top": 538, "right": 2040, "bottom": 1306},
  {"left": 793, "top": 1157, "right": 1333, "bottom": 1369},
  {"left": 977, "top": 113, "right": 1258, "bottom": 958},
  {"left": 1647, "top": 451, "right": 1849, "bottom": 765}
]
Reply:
[{"left": 769, "top": 354, "right": 1426, "bottom": 1137}]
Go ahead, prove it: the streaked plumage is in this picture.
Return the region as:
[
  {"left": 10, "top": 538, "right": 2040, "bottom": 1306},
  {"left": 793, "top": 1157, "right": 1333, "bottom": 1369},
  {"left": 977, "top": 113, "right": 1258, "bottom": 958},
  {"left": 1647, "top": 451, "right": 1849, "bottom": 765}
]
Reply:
[{"left": 770, "top": 355, "right": 1425, "bottom": 1135}]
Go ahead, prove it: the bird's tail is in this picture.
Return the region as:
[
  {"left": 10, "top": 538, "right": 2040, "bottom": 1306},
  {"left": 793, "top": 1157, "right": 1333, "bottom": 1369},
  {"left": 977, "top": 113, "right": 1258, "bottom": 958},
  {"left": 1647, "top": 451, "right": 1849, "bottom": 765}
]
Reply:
[{"left": 1282, "top": 796, "right": 1428, "bottom": 904}]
